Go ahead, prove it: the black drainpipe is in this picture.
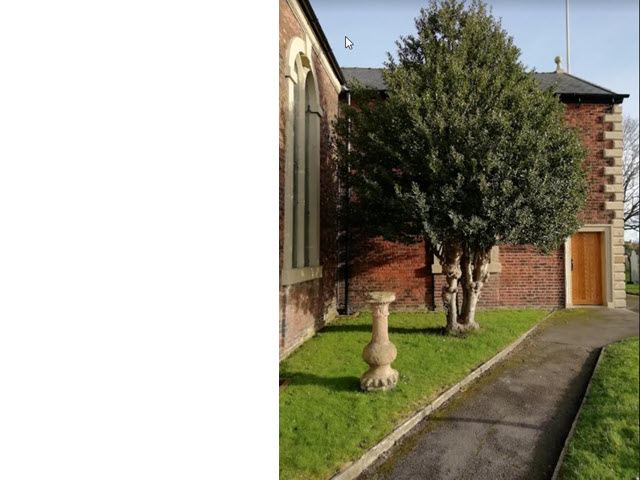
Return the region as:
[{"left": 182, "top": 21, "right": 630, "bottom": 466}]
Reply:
[
  {"left": 344, "top": 89, "right": 352, "bottom": 315},
  {"left": 426, "top": 240, "right": 435, "bottom": 311}
]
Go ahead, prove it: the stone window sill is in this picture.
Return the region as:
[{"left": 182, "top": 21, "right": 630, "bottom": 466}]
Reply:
[{"left": 281, "top": 266, "right": 323, "bottom": 286}]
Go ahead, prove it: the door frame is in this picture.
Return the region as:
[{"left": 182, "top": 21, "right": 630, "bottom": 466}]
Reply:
[{"left": 564, "top": 225, "right": 613, "bottom": 308}]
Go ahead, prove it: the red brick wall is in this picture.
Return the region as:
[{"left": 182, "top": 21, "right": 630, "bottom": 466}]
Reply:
[
  {"left": 348, "top": 237, "right": 432, "bottom": 310},
  {"left": 498, "top": 245, "right": 565, "bottom": 307},
  {"left": 563, "top": 103, "right": 614, "bottom": 225},
  {"left": 279, "top": 0, "right": 340, "bottom": 358},
  {"left": 347, "top": 102, "right": 610, "bottom": 311}
]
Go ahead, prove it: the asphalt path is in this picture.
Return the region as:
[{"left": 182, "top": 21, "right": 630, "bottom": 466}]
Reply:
[{"left": 358, "top": 306, "right": 639, "bottom": 480}]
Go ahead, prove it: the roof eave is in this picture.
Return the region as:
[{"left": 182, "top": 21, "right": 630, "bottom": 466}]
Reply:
[
  {"left": 297, "top": 0, "right": 345, "bottom": 85},
  {"left": 345, "top": 87, "right": 628, "bottom": 104},
  {"left": 557, "top": 93, "right": 630, "bottom": 104}
]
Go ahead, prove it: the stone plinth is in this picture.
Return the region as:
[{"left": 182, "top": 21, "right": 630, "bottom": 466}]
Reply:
[{"left": 360, "top": 292, "right": 399, "bottom": 392}]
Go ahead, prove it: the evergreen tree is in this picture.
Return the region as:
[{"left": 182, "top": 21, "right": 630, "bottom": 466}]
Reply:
[{"left": 335, "top": 0, "right": 588, "bottom": 331}]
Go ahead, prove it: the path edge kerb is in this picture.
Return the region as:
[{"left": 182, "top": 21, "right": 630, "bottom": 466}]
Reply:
[
  {"left": 329, "top": 310, "right": 555, "bottom": 480},
  {"left": 550, "top": 344, "right": 606, "bottom": 480}
]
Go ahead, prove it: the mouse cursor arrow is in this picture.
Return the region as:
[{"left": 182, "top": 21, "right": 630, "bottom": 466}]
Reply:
[{"left": 345, "top": 36, "right": 354, "bottom": 50}]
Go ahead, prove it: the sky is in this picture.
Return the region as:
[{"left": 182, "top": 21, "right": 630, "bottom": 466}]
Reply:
[
  {"left": 312, "top": 0, "right": 639, "bottom": 120},
  {"left": 312, "top": 0, "right": 639, "bottom": 241}
]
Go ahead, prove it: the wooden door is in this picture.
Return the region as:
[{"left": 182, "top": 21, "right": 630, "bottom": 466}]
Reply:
[{"left": 571, "top": 232, "right": 603, "bottom": 305}]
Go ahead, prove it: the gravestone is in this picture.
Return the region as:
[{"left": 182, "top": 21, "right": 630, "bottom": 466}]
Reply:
[{"left": 630, "top": 250, "right": 639, "bottom": 283}]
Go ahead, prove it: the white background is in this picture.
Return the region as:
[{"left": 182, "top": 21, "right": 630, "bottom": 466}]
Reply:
[{"left": 0, "top": 1, "right": 277, "bottom": 478}]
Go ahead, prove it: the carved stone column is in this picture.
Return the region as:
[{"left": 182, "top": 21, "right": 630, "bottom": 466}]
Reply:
[{"left": 360, "top": 292, "right": 399, "bottom": 392}]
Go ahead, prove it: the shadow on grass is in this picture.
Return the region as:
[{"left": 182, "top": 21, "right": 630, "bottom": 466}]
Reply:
[
  {"left": 322, "top": 324, "right": 448, "bottom": 336},
  {"left": 283, "top": 373, "right": 361, "bottom": 392}
]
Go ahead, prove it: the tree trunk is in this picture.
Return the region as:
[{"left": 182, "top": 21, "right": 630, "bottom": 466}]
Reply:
[
  {"left": 459, "top": 246, "right": 491, "bottom": 330},
  {"left": 460, "top": 249, "right": 472, "bottom": 323},
  {"left": 440, "top": 242, "right": 463, "bottom": 332}
]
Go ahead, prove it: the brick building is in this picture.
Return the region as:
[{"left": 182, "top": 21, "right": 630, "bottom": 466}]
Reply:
[
  {"left": 280, "top": 0, "right": 629, "bottom": 359},
  {"left": 341, "top": 67, "right": 629, "bottom": 313},
  {"left": 279, "top": 0, "right": 344, "bottom": 358}
]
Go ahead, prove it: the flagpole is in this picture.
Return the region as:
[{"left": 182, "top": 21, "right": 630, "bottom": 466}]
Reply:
[{"left": 566, "top": 0, "right": 570, "bottom": 73}]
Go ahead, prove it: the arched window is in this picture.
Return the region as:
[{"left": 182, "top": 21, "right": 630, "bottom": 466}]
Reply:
[{"left": 282, "top": 38, "right": 322, "bottom": 285}]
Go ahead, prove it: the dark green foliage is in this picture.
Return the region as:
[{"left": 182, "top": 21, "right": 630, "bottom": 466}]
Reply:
[{"left": 334, "top": 0, "right": 588, "bottom": 254}]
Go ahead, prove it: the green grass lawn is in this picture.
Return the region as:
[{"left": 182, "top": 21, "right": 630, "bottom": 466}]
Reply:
[
  {"left": 558, "top": 337, "right": 640, "bottom": 480},
  {"left": 279, "top": 309, "right": 549, "bottom": 480}
]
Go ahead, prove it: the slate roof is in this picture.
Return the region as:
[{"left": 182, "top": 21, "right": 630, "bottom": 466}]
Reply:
[
  {"left": 341, "top": 67, "right": 628, "bottom": 103},
  {"left": 342, "top": 68, "right": 388, "bottom": 91},
  {"left": 534, "top": 72, "right": 626, "bottom": 99}
]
